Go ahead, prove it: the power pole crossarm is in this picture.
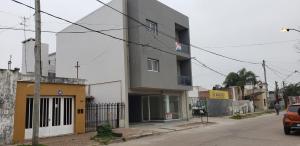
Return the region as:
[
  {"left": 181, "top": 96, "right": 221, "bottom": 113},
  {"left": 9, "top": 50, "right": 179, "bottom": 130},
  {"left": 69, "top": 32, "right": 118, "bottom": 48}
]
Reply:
[{"left": 32, "top": 0, "right": 41, "bottom": 145}]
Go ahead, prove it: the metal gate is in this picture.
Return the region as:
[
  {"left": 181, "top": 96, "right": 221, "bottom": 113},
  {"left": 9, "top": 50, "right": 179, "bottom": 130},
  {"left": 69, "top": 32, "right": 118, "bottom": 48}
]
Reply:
[
  {"left": 85, "top": 103, "right": 125, "bottom": 132},
  {"left": 25, "top": 97, "right": 74, "bottom": 139}
]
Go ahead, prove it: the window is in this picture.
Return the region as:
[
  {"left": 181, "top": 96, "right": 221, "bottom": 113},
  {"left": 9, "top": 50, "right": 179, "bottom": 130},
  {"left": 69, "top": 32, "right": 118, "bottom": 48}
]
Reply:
[
  {"left": 146, "top": 19, "right": 158, "bottom": 34},
  {"left": 288, "top": 105, "right": 300, "bottom": 112},
  {"left": 147, "top": 58, "right": 159, "bottom": 72}
]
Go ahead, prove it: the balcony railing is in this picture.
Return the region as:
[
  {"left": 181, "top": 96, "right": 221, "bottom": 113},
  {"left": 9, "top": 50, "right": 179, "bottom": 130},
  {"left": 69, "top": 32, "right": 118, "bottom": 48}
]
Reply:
[
  {"left": 175, "top": 42, "right": 190, "bottom": 54},
  {"left": 178, "top": 75, "right": 192, "bottom": 86}
]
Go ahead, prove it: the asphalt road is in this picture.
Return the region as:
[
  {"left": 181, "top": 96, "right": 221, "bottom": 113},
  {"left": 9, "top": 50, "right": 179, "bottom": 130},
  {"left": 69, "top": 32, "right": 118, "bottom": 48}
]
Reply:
[{"left": 111, "top": 113, "right": 300, "bottom": 146}]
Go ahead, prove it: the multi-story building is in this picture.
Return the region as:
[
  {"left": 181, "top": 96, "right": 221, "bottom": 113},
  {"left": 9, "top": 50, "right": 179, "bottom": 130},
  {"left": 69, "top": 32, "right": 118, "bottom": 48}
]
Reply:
[{"left": 56, "top": 0, "right": 192, "bottom": 127}]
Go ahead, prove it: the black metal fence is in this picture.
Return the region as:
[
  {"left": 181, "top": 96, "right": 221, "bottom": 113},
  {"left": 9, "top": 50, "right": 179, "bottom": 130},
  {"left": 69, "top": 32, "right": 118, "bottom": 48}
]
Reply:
[{"left": 85, "top": 103, "right": 125, "bottom": 132}]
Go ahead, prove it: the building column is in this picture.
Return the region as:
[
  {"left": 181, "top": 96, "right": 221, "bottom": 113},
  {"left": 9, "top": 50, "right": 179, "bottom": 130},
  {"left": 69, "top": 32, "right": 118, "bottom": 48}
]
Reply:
[{"left": 165, "top": 95, "right": 170, "bottom": 113}]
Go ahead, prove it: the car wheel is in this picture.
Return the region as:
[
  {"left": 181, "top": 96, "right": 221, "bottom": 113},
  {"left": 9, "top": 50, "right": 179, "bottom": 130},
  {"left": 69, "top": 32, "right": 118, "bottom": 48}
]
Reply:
[{"left": 284, "top": 126, "right": 290, "bottom": 135}]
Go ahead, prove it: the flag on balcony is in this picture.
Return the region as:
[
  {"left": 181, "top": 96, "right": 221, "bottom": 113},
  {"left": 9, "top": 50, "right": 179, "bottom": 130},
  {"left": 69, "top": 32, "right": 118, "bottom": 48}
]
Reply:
[{"left": 176, "top": 42, "right": 182, "bottom": 51}]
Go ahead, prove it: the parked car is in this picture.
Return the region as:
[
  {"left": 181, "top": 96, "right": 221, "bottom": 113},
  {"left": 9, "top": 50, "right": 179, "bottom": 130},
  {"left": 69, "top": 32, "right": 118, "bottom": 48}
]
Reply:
[{"left": 283, "top": 104, "right": 300, "bottom": 135}]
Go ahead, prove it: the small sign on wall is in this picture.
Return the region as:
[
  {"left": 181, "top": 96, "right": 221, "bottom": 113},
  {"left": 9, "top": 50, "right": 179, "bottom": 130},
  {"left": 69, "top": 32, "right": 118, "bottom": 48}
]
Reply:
[
  {"left": 57, "top": 90, "right": 63, "bottom": 96},
  {"left": 165, "top": 113, "right": 173, "bottom": 120}
]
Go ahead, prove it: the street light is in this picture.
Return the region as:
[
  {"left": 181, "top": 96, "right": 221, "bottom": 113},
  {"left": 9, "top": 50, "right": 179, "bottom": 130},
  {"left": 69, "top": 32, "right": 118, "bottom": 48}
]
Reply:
[{"left": 281, "top": 27, "right": 300, "bottom": 33}]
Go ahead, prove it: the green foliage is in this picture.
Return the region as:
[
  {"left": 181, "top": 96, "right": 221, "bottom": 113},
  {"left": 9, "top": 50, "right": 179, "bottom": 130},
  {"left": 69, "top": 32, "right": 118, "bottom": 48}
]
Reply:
[
  {"left": 283, "top": 82, "right": 300, "bottom": 96},
  {"left": 231, "top": 114, "right": 242, "bottom": 119},
  {"left": 17, "top": 144, "right": 47, "bottom": 146},
  {"left": 97, "top": 124, "right": 113, "bottom": 138},
  {"left": 223, "top": 68, "right": 257, "bottom": 98}
]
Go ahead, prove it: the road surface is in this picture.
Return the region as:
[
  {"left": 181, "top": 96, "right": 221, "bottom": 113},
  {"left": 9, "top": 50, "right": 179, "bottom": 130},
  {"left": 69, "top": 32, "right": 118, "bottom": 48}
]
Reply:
[{"left": 111, "top": 113, "right": 300, "bottom": 146}]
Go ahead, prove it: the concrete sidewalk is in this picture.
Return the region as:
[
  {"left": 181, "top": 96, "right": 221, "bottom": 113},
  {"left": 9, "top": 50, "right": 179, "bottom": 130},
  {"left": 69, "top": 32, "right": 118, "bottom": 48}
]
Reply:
[
  {"left": 17, "top": 117, "right": 233, "bottom": 146},
  {"left": 115, "top": 117, "right": 235, "bottom": 140}
]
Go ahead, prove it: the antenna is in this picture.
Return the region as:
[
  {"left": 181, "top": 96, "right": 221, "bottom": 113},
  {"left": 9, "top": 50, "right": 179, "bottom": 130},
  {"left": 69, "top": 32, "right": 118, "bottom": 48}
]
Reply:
[
  {"left": 8, "top": 55, "right": 12, "bottom": 70},
  {"left": 20, "top": 16, "right": 29, "bottom": 73},
  {"left": 74, "top": 61, "right": 80, "bottom": 79}
]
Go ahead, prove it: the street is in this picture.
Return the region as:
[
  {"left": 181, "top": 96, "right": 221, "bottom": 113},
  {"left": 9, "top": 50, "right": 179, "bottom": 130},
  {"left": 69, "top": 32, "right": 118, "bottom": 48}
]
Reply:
[{"left": 111, "top": 114, "right": 300, "bottom": 146}]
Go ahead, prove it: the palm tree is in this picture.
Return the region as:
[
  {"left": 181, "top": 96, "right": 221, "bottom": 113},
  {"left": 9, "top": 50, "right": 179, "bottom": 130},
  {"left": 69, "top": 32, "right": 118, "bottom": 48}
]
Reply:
[{"left": 223, "top": 68, "right": 257, "bottom": 99}]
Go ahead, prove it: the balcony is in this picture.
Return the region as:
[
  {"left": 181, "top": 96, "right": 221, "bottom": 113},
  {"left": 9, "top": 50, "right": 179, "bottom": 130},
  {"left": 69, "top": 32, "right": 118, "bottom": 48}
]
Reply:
[
  {"left": 175, "top": 42, "right": 190, "bottom": 54},
  {"left": 178, "top": 75, "right": 191, "bottom": 86}
]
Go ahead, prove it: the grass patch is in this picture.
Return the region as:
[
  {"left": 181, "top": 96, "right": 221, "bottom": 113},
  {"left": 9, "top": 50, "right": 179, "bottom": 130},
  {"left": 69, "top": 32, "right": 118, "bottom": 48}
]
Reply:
[
  {"left": 91, "top": 124, "right": 122, "bottom": 145},
  {"left": 18, "top": 144, "right": 47, "bottom": 146},
  {"left": 230, "top": 111, "right": 275, "bottom": 120}
]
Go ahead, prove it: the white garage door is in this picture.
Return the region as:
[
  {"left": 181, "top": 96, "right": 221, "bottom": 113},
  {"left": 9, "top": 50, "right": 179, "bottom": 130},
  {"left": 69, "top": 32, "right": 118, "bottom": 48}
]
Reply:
[{"left": 25, "top": 96, "right": 74, "bottom": 139}]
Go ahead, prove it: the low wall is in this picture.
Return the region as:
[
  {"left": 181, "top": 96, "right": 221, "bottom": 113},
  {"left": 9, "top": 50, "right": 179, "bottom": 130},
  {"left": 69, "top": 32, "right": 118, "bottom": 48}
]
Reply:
[{"left": 0, "top": 69, "right": 19, "bottom": 145}]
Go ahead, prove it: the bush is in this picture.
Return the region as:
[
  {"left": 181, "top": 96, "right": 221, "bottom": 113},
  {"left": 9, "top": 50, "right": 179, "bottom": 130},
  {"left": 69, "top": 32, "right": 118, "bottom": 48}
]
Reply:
[
  {"left": 231, "top": 114, "right": 242, "bottom": 119},
  {"left": 97, "top": 124, "right": 113, "bottom": 138}
]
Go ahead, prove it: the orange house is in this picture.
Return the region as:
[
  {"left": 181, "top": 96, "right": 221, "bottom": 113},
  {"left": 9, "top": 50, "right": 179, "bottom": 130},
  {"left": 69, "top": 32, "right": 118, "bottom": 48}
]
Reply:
[{"left": 13, "top": 81, "right": 86, "bottom": 143}]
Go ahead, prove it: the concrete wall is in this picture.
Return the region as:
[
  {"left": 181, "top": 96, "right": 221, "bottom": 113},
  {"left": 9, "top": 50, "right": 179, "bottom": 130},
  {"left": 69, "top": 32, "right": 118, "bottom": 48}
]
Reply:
[
  {"left": 207, "top": 99, "right": 233, "bottom": 117},
  {"left": 0, "top": 69, "right": 19, "bottom": 145},
  {"left": 127, "top": 0, "right": 192, "bottom": 91},
  {"left": 254, "top": 92, "right": 267, "bottom": 111},
  {"left": 22, "top": 39, "right": 49, "bottom": 76},
  {"left": 56, "top": 0, "right": 127, "bottom": 104}
]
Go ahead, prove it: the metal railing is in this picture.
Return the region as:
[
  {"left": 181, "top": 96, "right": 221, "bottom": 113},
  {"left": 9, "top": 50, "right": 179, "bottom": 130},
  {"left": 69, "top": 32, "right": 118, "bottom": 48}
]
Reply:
[
  {"left": 85, "top": 102, "right": 125, "bottom": 132},
  {"left": 178, "top": 75, "right": 192, "bottom": 86},
  {"left": 176, "top": 42, "right": 190, "bottom": 54}
]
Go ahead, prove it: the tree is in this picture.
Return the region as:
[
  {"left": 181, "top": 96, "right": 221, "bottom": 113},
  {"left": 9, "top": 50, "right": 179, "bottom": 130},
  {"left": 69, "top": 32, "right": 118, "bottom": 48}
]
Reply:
[
  {"left": 283, "top": 82, "right": 300, "bottom": 107},
  {"left": 223, "top": 68, "right": 257, "bottom": 99}
]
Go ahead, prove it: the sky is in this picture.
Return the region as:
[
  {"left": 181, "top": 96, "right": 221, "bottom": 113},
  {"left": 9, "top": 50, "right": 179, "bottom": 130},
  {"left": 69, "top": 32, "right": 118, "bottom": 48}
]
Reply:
[{"left": 1, "top": 0, "right": 299, "bottom": 90}]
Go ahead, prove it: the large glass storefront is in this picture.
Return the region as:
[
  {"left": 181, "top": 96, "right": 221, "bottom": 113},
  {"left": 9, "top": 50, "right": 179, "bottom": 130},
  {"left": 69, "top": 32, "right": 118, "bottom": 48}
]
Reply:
[{"left": 142, "top": 95, "right": 180, "bottom": 121}]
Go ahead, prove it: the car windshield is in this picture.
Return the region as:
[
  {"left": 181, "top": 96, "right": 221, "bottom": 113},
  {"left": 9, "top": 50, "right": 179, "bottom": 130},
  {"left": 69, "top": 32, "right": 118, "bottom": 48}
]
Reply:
[{"left": 288, "top": 105, "right": 300, "bottom": 112}]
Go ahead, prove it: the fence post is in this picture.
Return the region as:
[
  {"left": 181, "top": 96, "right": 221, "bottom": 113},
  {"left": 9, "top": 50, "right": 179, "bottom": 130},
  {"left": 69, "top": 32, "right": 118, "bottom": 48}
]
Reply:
[
  {"left": 117, "top": 103, "right": 120, "bottom": 128},
  {"left": 95, "top": 103, "right": 98, "bottom": 129},
  {"left": 107, "top": 103, "right": 110, "bottom": 125}
]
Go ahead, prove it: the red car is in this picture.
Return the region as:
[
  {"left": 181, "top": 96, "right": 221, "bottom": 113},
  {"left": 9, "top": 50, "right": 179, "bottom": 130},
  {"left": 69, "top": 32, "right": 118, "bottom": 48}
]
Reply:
[{"left": 283, "top": 104, "right": 300, "bottom": 135}]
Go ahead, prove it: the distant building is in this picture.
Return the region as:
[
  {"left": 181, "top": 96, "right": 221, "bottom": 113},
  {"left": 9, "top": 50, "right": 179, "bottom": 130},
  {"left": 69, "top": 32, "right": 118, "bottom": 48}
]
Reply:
[
  {"left": 21, "top": 38, "right": 56, "bottom": 77},
  {"left": 244, "top": 83, "right": 268, "bottom": 111},
  {"left": 188, "top": 86, "right": 208, "bottom": 98}
]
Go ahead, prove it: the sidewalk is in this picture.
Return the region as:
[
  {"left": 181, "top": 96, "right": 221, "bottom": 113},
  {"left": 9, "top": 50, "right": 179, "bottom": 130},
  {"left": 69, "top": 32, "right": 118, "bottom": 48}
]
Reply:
[
  {"left": 113, "top": 117, "right": 235, "bottom": 140},
  {"left": 18, "top": 117, "right": 233, "bottom": 146}
]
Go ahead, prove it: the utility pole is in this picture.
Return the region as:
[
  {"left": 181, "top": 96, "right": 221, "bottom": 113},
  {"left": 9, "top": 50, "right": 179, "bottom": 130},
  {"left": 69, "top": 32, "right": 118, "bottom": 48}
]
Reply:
[
  {"left": 262, "top": 60, "right": 269, "bottom": 108},
  {"left": 282, "top": 81, "right": 287, "bottom": 108},
  {"left": 32, "top": 0, "right": 41, "bottom": 145},
  {"left": 8, "top": 55, "right": 12, "bottom": 70},
  {"left": 275, "top": 81, "right": 279, "bottom": 103},
  {"left": 75, "top": 61, "right": 80, "bottom": 79}
]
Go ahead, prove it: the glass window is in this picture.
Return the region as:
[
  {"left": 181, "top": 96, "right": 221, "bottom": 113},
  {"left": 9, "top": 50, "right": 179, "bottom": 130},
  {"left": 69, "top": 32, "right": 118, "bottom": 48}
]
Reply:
[
  {"left": 147, "top": 58, "right": 159, "bottom": 72},
  {"left": 146, "top": 19, "right": 158, "bottom": 34},
  {"left": 169, "top": 96, "right": 180, "bottom": 119},
  {"left": 288, "top": 105, "right": 300, "bottom": 112}
]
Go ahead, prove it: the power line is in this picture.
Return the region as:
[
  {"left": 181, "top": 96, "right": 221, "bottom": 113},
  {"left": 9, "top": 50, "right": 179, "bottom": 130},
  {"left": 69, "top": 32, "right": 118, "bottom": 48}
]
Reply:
[
  {"left": 265, "top": 65, "right": 289, "bottom": 76},
  {"left": 265, "top": 65, "right": 285, "bottom": 80},
  {"left": 192, "top": 58, "right": 227, "bottom": 77},
  {"left": 202, "top": 39, "right": 300, "bottom": 49},
  {"left": 11, "top": 0, "right": 181, "bottom": 57},
  {"left": 95, "top": 0, "right": 261, "bottom": 65},
  {"left": 0, "top": 27, "right": 131, "bottom": 34}
]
